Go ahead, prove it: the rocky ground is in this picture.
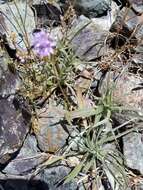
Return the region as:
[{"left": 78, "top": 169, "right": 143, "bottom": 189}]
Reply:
[{"left": 0, "top": 0, "right": 143, "bottom": 189}]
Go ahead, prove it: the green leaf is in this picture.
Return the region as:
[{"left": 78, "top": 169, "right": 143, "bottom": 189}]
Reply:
[
  {"left": 64, "top": 160, "right": 84, "bottom": 184},
  {"left": 65, "top": 106, "right": 103, "bottom": 121},
  {"left": 91, "top": 117, "right": 109, "bottom": 130},
  {"left": 100, "top": 127, "right": 138, "bottom": 143},
  {"left": 41, "top": 156, "right": 64, "bottom": 167},
  {"left": 83, "top": 158, "right": 94, "bottom": 173}
]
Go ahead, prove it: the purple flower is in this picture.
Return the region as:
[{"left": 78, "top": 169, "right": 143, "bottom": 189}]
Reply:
[{"left": 32, "top": 30, "right": 56, "bottom": 58}]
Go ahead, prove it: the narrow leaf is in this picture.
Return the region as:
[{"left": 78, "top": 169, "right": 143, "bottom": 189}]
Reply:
[
  {"left": 65, "top": 106, "right": 103, "bottom": 120},
  {"left": 64, "top": 161, "right": 84, "bottom": 183}
]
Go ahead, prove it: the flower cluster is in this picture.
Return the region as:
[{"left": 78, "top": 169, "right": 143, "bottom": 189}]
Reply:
[{"left": 32, "top": 30, "right": 56, "bottom": 58}]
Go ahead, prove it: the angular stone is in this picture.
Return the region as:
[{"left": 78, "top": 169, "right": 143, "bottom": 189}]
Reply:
[
  {"left": 110, "top": 8, "right": 143, "bottom": 41},
  {"left": 35, "top": 166, "right": 84, "bottom": 190},
  {"left": 31, "top": 1, "right": 62, "bottom": 27},
  {"left": 36, "top": 105, "right": 68, "bottom": 153},
  {"left": 70, "top": 16, "right": 109, "bottom": 61},
  {"left": 100, "top": 71, "right": 143, "bottom": 111},
  {"left": 0, "top": 98, "right": 30, "bottom": 165},
  {"left": 72, "top": 0, "right": 111, "bottom": 18},
  {"left": 123, "top": 132, "right": 143, "bottom": 175},
  {"left": 0, "top": 1, "right": 35, "bottom": 49},
  {"left": 128, "top": 0, "right": 143, "bottom": 14},
  {"left": 120, "top": 8, "right": 143, "bottom": 39},
  {"left": 91, "top": 1, "right": 119, "bottom": 31},
  {"left": 3, "top": 135, "right": 47, "bottom": 175},
  {"left": 1, "top": 165, "right": 84, "bottom": 190},
  {"left": 0, "top": 55, "right": 20, "bottom": 96}
]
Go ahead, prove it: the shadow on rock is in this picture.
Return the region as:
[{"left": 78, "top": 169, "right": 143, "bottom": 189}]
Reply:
[
  {"left": 0, "top": 178, "right": 80, "bottom": 190},
  {"left": 0, "top": 179, "right": 50, "bottom": 190}
]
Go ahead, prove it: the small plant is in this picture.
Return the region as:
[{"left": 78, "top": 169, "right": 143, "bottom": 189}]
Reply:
[
  {"left": 62, "top": 86, "right": 128, "bottom": 189},
  {"left": 16, "top": 30, "right": 76, "bottom": 109}
]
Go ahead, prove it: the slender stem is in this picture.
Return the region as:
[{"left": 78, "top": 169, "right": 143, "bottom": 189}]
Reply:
[
  {"left": 13, "top": 0, "right": 31, "bottom": 49},
  {"left": 52, "top": 58, "right": 70, "bottom": 109}
]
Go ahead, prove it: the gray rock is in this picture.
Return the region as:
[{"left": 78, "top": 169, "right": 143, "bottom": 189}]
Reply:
[
  {"left": 110, "top": 8, "right": 143, "bottom": 43},
  {"left": 132, "top": 44, "right": 143, "bottom": 65},
  {"left": 0, "top": 47, "right": 31, "bottom": 166},
  {"left": 0, "top": 1, "right": 35, "bottom": 49},
  {"left": 72, "top": 0, "right": 111, "bottom": 18},
  {"left": 1, "top": 166, "right": 83, "bottom": 190},
  {"left": 36, "top": 105, "right": 68, "bottom": 153},
  {"left": 0, "top": 98, "right": 30, "bottom": 165},
  {"left": 0, "top": 55, "right": 20, "bottom": 96},
  {"left": 70, "top": 16, "right": 109, "bottom": 61},
  {"left": 3, "top": 134, "right": 47, "bottom": 175},
  {"left": 123, "top": 132, "right": 143, "bottom": 175},
  {"left": 119, "top": 8, "right": 143, "bottom": 39},
  {"left": 31, "top": 1, "right": 62, "bottom": 27},
  {"left": 115, "top": 0, "right": 143, "bottom": 14},
  {"left": 128, "top": 0, "right": 143, "bottom": 14},
  {"left": 36, "top": 165, "right": 83, "bottom": 190},
  {"left": 91, "top": 1, "right": 119, "bottom": 31},
  {"left": 100, "top": 71, "right": 143, "bottom": 111}
]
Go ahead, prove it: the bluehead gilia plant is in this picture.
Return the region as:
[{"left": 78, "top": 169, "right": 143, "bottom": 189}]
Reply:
[{"left": 0, "top": 0, "right": 76, "bottom": 105}]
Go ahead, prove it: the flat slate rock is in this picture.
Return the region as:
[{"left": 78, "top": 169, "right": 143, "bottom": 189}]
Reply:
[
  {"left": 0, "top": 1, "right": 35, "bottom": 49},
  {"left": 36, "top": 105, "right": 68, "bottom": 153},
  {"left": 0, "top": 98, "right": 30, "bottom": 165},
  {"left": 35, "top": 166, "right": 84, "bottom": 190},
  {"left": 0, "top": 48, "right": 31, "bottom": 166},
  {"left": 0, "top": 55, "right": 20, "bottom": 96},
  {"left": 100, "top": 71, "right": 143, "bottom": 111},
  {"left": 0, "top": 166, "right": 84, "bottom": 190},
  {"left": 70, "top": 16, "right": 109, "bottom": 61},
  {"left": 3, "top": 135, "right": 47, "bottom": 175},
  {"left": 31, "top": 1, "right": 62, "bottom": 27},
  {"left": 72, "top": 0, "right": 111, "bottom": 18},
  {"left": 123, "top": 132, "right": 143, "bottom": 175}
]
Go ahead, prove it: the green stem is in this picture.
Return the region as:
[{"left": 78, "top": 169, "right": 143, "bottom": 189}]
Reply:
[{"left": 52, "top": 60, "right": 70, "bottom": 109}]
